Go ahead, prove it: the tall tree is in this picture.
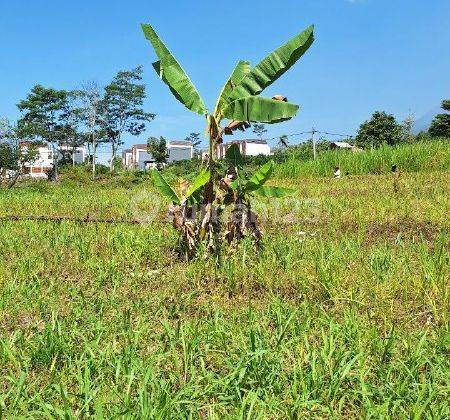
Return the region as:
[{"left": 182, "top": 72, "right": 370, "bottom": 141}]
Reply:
[
  {"left": 17, "top": 85, "right": 69, "bottom": 178},
  {"left": 429, "top": 100, "right": 450, "bottom": 138},
  {"left": 147, "top": 136, "right": 167, "bottom": 168},
  {"left": 75, "top": 81, "right": 106, "bottom": 178},
  {"left": 252, "top": 123, "right": 267, "bottom": 139},
  {"left": 185, "top": 132, "right": 201, "bottom": 149},
  {"left": 402, "top": 113, "right": 415, "bottom": 143},
  {"left": 0, "top": 119, "right": 39, "bottom": 188},
  {"left": 100, "top": 67, "right": 155, "bottom": 172},
  {"left": 59, "top": 92, "right": 86, "bottom": 167},
  {"left": 355, "top": 111, "right": 403, "bottom": 149}
]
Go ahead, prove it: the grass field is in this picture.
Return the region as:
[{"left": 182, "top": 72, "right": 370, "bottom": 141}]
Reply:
[{"left": 0, "top": 150, "right": 449, "bottom": 417}]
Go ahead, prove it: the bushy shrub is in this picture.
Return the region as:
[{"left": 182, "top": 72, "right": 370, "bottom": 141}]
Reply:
[{"left": 355, "top": 111, "right": 403, "bottom": 149}]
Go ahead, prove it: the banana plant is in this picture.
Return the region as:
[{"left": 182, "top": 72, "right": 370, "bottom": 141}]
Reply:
[
  {"left": 141, "top": 23, "right": 314, "bottom": 256},
  {"left": 220, "top": 144, "right": 294, "bottom": 246}
]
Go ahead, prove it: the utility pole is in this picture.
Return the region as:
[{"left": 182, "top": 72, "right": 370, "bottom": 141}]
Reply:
[{"left": 311, "top": 127, "right": 317, "bottom": 160}]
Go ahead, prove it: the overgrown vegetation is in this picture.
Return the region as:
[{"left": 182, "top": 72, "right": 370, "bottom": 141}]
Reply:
[
  {"left": 0, "top": 167, "right": 448, "bottom": 417},
  {"left": 429, "top": 99, "right": 450, "bottom": 138},
  {"left": 275, "top": 139, "right": 450, "bottom": 178}
]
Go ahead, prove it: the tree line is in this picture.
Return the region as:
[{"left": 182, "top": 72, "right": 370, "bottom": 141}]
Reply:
[
  {"left": 0, "top": 66, "right": 154, "bottom": 185},
  {"left": 352, "top": 101, "right": 449, "bottom": 149}
]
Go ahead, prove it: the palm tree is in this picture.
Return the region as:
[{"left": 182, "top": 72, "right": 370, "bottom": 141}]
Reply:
[{"left": 278, "top": 134, "right": 289, "bottom": 148}]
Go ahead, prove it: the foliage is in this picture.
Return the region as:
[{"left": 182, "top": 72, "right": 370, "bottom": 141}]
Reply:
[
  {"left": 252, "top": 123, "right": 267, "bottom": 139},
  {"left": 147, "top": 136, "right": 168, "bottom": 167},
  {"left": 16, "top": 85, "right": 71, "bottom": 176},
  {"left": 429, "top": 99, "right": 450, "bottom": 138},
  {"left": 355, "top": 111, "right": 403, "bottom": 149},
  {"left": 278, "top": 134, "right": 289, "bottom": 148},
  {"left": 275, "top": 139, "right": 450, "bottom": 178},
  {"left": 0, "top": 119, "right": 39, "bottom": 188},
  {"left": 402, "top": 114, "right": 415, "bottom": 143},
  {"left": 73, "top": 81, "right": 107, "bottom": 178},
  {"left": 141, "top": 23, "right": 314, "bottom": 257},
  {"left": 99, "top": 67, "right": 155, "bottom": 171},
  {"left": 0, "top": 170, "right": 448, "bottom": 417},
  {"left": 185, "top": 132, "right": 201, "bottom": 149}
]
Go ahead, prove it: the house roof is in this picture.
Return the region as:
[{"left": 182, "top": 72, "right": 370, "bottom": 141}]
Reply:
[
  {"left": 226, "top": 139, "right": 269, "bottom": 145},
  {"left": 131, "top": 140, "right": 193, "bottom": 150},
  {"left": 168, "top": 140, "right": 192, "bottom": 146},
  {"left": 131, "top": 144, "right": 148, "bottom": 150},
  {"left": 331, "top": 141, "right": 353, "bottom": 148}
]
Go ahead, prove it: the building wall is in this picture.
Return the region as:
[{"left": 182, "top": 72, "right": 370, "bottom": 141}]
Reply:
[
  {"left": 136, "top": 149, "right": 154, "bottom": 170},
  {"left": 168, "top": 146, "right": 192, "bottom": 162},
  {"left": 217, "top": 141, "right": 271, "bottom": 159},
  {"left": 22, "top": 144, "right": 87, "bottom": 178},
  {"left": 245, "top": 142, "right": 271, "bottom": 156},
  {"left": 123, "top": 152, "right": 132, "bottom": 168},
  {"left": 59, "top": 145, "right": 86, "bottom": 164},
  {"left": 23, "top": 145, "right": 53, "bottom": 178}
]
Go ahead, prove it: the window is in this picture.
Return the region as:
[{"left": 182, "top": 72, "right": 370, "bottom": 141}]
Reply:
[{"left": 48, "top": 151, "right": 53, "bottom": 159}]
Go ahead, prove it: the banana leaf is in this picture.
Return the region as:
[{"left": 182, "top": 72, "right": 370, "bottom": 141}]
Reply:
[
  {"left": 244, "top": 161, "right": 274, "bottom": 192},
  {"left": 225, "top": 144, "right": 243, "bottom": 167},
  {"left": 254, "top": 186, "right": 295, "bottom": 197},
  {"left": 230, "top": 25, "right": 314, "bottom": 100},
  {"left": 141, "top": 24, "right": 207, "bottom": 115},
  {"left": 222, "top": 96, "right": 299, "bottom": 124},
  {"left": 185, "top": 169, "right": 210, "bottom": 199},
  {"left": 151, "top": 170, "right": 180, "bottom": 204},
  {"left": 214, "top": 60, "right": 251, "bottom": 116}
]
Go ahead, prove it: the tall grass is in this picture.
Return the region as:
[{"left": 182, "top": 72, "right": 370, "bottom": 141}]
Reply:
[
  {"left": 276, "top": 140, "right": 450, "bottom": 178},
  {"left": 0, "top": 168, "right": 448, "bottom": 417}
]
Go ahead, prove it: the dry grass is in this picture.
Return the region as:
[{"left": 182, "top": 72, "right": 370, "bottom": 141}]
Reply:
[{"left": 0, "top": 169, "right": 448, "bottom": 418}]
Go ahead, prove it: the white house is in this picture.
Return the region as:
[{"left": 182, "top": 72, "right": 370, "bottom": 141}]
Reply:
[
  {"left": 167, "top": 140, "right": 194, "bottom": 162},
  {"left": 59, "top": 144, "right": 87, "bottom": 164},
  {"left": 124, "top": 140, "right": 194, "bottom": 170},
  {"left": 329, "top": 141, "right": 362, "bottom": 152},
  {"left": 216, "top": 139, "right": 271, "bottom": 159},
  {"left": 122, "top": 149, "right": 133, "bottom": 169},
  {"left": 20, "top": 142, "right": 87, "bottom": 178}
]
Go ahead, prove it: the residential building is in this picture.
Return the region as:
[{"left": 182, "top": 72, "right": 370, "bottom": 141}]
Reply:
[
  {"left": 216, "top": 139, "right": 271, "bottom": 159},
  {"left": 124, "top": 140, "right": 194, "bottom": 170},
  {"left": 329, "top": 141, "right": 362, "bottom": 152},
  {"left": 167, "top": 140, "right": 193, "bottom": 162},
  {"left": 59, "top": 144, "right": 87, "bottom": 164},
  {"left": 130, "top": 144, "right": 154, "bottom": 170},
  {"left": 122, "top": 149, "right": 133, "bottom": 169},
  {"left": 20, "top": 142, "right": 87, "bottom": 178}
]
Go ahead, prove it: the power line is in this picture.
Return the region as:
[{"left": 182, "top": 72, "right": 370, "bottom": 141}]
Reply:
[{"left": 267, "top": 129, "right": 353, "bottom": 143}]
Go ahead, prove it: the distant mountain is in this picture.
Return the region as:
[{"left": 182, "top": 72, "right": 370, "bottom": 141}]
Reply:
[{"left": 413, "top": 106, "right": 442, "bottom": 134}]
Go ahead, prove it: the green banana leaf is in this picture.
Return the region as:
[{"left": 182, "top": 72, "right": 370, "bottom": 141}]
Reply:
[
  {"left": 222, "top": 97, "right": 299, "bottom": 124},
  {"left": 141, "top": 24, "right": 207, "bottom": 115},
  {"left": 225, "top": 144, "right": 243, "bottom": 167},
  {"left": 230, "top": 25, "right": 314, "bottom": 101},
  {"left": 151, "top": 170, "right": 180, "bottom": 204},
  {"left": 244, "top": 161, "right": 274, "bottom": 192},
  {"left": 254, "top": 186, "right": 295, "bottom": 197},
  {"left": 185, "top": 169, "right": 210, "bottom": 199},
  {"left": 214, "top": 60, "right": 251, "bottom": 116}
]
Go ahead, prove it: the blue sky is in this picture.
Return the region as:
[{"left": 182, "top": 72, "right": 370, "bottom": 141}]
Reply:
[{"left": 1, "top": 0, "right": 449, "bottom": 157}]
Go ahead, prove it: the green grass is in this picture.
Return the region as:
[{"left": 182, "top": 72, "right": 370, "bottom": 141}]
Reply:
[
  {"left": 0, "top": 165, "right": 449, "bottom": 417},
  {"left": 275, "top": 140, "right": 450, "bottom": 178}
]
